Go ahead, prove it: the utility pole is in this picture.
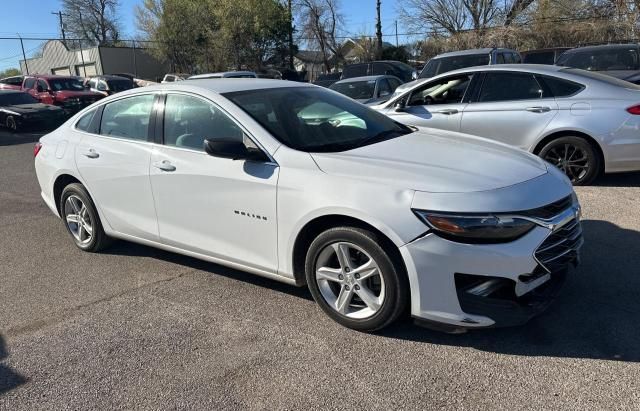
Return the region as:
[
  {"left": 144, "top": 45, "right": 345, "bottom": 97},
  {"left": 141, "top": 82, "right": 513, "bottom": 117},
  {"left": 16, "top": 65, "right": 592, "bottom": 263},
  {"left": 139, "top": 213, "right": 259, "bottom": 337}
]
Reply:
[
  {"left": 18, "top": 34, "right": 29, "bottom": 75},
  {"left": 288, "top": 0, "right": 294, "bottom": 70},
  {"left": 375, "top": 0, "right": 383, "bottom": 60},
  {"left": 52, "top": 11, "right": 66, "bottom": 44},
  {"left": 395, "top": 20, "right": 399, "bottom": 47}
]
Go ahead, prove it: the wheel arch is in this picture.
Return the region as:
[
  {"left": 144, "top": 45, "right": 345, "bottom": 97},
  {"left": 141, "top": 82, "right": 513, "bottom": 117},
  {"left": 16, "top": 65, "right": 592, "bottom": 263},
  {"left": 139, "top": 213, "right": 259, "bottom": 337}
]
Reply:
[
  {"left": 53, "top": 173, "right": 83, "bottom": 216},
  {"left": 291, "top": 214, "right": 408, "bottom": 288},
  {"left": 532, "top": 130, "right": 605, "bottom": 173}
]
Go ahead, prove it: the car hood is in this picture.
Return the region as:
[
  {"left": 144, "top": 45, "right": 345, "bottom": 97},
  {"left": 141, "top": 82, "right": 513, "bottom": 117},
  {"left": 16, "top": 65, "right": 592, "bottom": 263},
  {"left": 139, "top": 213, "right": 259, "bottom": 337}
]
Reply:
[
  {"left": 0, "top": 103, "right": 63, "bottom": 114},
  {"left": 310, "top": 128, "right": 548, "bottom": 193}
]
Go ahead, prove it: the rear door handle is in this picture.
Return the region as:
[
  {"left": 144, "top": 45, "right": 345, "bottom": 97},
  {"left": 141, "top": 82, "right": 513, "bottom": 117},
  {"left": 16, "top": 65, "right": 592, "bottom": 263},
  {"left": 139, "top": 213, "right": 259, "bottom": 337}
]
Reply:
[
  {"left": 153, "top": 160, "right": 176, "bottom": 172},
  {"left": 83, "top": 149, "right": 99, "bottom": 159},
  {"left": 433, "top": 108, "right": 459, "bottom": 115},
  {"left": 525, "top": 106, "right": 551, "bottom": 113}
]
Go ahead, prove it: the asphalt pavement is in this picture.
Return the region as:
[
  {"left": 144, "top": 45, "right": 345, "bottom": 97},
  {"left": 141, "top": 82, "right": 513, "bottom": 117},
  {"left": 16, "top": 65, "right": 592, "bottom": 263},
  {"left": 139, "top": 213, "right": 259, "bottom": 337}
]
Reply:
[{"left": 1, "top": 130, "right": 639, "bottom": 409}]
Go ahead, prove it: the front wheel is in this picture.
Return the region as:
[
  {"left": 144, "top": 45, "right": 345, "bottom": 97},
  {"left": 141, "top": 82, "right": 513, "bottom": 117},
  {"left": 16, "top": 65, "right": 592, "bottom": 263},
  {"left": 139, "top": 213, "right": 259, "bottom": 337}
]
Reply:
[
  {"left": 539, "top": 136, "right": 601, "bottom": 185},
  {"left": 305, "top": 227, "right": 408, "bottom": 332}
]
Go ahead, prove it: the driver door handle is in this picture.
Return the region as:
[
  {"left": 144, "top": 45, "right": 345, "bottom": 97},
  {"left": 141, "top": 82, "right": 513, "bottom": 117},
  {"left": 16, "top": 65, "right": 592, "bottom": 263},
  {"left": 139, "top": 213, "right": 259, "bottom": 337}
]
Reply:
[
  {"left": 83, "top": 149, "right": 99, "bottom": 159},
  {"left": 525, "top": 106, "right": 551, "bottom": 113},
  {"left": 433, "top": 108, "right": 459, "bottom": 115},
  {"left": 153, "top": 160, "right": 176, "bottom": 172}
]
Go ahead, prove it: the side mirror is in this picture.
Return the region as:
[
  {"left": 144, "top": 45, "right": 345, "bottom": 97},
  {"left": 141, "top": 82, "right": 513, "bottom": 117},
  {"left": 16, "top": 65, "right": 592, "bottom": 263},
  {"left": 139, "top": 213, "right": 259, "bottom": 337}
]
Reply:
[
  {"left": 394, "top": 99, "right": 407, "bottom": 112},
  {"left": 203, "top": 138, "right": 268, "bottom": 162}
]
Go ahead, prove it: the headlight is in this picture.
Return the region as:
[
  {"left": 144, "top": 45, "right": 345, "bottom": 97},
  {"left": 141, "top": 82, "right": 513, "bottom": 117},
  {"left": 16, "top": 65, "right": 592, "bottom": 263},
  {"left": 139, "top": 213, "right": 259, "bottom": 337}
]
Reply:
[{"left": 413, "top": 210, "right": 536, "bottom": 244}]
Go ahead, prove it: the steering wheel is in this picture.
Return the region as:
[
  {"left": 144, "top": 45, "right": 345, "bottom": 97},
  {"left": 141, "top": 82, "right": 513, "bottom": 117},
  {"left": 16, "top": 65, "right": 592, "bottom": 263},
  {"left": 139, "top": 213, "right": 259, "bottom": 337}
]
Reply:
[{"left": 423, "top": 95, "right": 435, "bottom": 105}]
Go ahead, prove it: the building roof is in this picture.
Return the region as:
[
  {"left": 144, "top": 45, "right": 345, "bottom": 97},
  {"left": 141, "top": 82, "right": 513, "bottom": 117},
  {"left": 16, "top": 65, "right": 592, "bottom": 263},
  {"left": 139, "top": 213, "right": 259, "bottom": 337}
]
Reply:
[{"left": 296, "top": 50, "right": 326, "bottom": 63}]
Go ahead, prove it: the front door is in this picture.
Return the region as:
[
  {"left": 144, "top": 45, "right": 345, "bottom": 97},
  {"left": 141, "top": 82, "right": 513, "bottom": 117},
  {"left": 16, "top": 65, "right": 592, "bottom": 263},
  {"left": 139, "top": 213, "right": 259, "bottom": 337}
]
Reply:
[
  {"left": 384, "top": 73, "right": 474, "bottom": 132},
  {"left": 460, "top": 71, "right": 559, "bottom": 150},
  {"left": 149, "top": 93, "right": 279, "bottom": 273}
]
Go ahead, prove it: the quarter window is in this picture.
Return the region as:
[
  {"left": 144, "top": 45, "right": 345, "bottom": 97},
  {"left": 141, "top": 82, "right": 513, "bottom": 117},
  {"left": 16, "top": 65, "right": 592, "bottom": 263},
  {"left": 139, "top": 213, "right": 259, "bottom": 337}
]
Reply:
[
  {"left": 478, "top": 72, "right": 545, "bottom": 102},
  {"left": 163, "top": 94, "right": 244, "bottom": 151},
  {"left": 100, "top": 94, "right": 155, "bottom": 141},
  {"left": 538, "top": 75, "right": 584, "bottom": 97},
  {"left": 75, "top": 109, "right": 96, "bottom": 132}
]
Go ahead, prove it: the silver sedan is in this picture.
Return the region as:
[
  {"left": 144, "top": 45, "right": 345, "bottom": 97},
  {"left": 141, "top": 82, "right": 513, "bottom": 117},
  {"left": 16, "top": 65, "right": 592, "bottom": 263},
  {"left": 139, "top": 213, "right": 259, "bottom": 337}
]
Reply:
[{"left": 372, "top": 64, "right": 640, "bottom": 185}]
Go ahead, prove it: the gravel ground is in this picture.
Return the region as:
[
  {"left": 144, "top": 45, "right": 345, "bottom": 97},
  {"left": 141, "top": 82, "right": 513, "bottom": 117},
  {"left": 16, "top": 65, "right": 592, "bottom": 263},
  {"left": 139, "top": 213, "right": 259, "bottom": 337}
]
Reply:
[{"left": 1, "top": 130, "right": 639, "bottom": 409}]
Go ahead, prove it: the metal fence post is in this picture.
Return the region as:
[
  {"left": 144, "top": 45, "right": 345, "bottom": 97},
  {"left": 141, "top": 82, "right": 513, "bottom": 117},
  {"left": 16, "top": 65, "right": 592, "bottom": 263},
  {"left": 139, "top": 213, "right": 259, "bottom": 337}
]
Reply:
[{"left": 132, "top": 40, "right": 138, "bottom": 77}]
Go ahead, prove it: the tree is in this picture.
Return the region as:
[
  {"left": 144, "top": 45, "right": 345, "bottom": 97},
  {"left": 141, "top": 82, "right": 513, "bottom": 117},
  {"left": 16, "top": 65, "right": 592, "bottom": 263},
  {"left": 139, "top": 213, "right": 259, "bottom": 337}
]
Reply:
[
  {"left": 0, "top": 68, "right": 21, "bottom": 78},
  {"left": 62, "top": 0, "right": 121, "bottom": 45},
  {"left": 297, "top": 0, "right": 344, "bottom": 72}
]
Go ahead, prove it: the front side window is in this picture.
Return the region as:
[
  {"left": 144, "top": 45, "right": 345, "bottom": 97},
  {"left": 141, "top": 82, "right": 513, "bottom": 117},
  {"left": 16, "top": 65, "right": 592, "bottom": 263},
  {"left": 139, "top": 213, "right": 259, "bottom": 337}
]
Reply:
[
  {"left": 224, "top": 87, "right": 413, "bottom": 152},
  {"left": 37, "top": 79, "right": 48, "bottom": 91},
  {"left": 164, "top": 93, "right": 244, "bottom": 151},
  {"left": 329, "top": 80, "right": 377, "bottom": 100},
  {"left": 100, "top": 94, "right": 155, "bottom": 141},
  {"left": 478, "top": 72, "right": 545, "bottom": 102},
  {"left": 49, "top": 78, "right": 84, "bottom": 91},
  {"left": 408, "top": 74, "right": 473, "bottom": 106}
]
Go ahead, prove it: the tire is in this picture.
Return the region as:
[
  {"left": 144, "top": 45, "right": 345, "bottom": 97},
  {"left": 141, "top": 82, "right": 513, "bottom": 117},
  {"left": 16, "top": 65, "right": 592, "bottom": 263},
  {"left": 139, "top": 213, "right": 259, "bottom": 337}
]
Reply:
[
  {"left": 538, "top": 136, "right": 601, "bottom": 186},
  {"left": 305, "top": 226, "right": 408, "bottom": 332},
  {"left": 6, "top": 116, "right": 18, "bottom": 133},
  {"left": 60, "top": 183, "right": 113, "bottom": 252}
]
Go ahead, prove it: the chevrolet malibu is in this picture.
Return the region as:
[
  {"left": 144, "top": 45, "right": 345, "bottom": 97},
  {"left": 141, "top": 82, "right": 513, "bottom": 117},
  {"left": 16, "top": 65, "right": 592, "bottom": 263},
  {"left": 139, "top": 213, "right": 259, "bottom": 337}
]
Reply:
[{"left": 34, "top": 80, "right": 583, "bottom": 332}]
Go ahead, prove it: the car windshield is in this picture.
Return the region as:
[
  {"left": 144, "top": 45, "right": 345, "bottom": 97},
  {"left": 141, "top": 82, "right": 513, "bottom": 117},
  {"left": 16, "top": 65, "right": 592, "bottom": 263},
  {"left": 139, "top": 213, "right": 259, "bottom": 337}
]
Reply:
[
  {"left": 557, "top": 48, "right": 640, "bottom": 71},
  {"left": 107, "top": 79, "right": 133, "bottom": 92},
  {"left": 330, "top": 80, "right": 376, "bottom": 100},
  {"left": 420, "top": 54, "right": 490, "bottom": 78},
  {"left": 0, "top": 92, "right": 39, "bottom": 105},
  {"left": 224, "top": 87, "right": 413, "bottom": 152},
  {"left": 49, "top": 78, "right": 85, "bottom": 91}
]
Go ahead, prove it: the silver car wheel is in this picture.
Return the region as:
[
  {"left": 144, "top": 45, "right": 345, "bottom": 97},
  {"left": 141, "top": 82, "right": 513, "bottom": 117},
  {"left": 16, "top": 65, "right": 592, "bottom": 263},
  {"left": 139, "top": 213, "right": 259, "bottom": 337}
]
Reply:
[
  {"left": 543, "top": 143, "right": 589, "bottom": 182},
  {"left": 315, "top": 242, "right": 385, "bottom": 319},
  {"left": 64, "top": 195, "right": 93, "bottom": 245}
]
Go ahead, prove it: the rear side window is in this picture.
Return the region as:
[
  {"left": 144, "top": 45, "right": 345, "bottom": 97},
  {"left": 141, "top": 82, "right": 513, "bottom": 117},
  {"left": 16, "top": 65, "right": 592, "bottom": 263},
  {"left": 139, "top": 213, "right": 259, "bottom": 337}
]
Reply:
[
  {"left": 512, "top": 53, "right": 522, "bottom": 64},
  {"left": 478, "top": 72, "right": 545, "bottom": 102},
  {"left": 100, "top": 94, "right": 155, "bottom": 141},
  {"left": 75, "top": 109, "right": 96, "bottom": 132},
  {"left": 523, "top": 51, "right": 555, "bottom": 65},
  {"left": 343, "top": 64, "right": 368, "bottom": 78},
  {"left": 23, "top": 78, "right": 35, "bottom": 89},
  {"left": 538, "top": 75, "right": 584, "bottom": 97}
]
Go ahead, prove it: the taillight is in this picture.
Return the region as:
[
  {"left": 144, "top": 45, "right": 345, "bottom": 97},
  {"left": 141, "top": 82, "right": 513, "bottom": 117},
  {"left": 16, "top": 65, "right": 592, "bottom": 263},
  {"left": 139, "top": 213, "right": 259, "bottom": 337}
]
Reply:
[
  {"left": 34, "top": 142, "right": 42, "bottom": 157},
  {"left": 626, "top": 104, "right": 640, "bottom": 115}
]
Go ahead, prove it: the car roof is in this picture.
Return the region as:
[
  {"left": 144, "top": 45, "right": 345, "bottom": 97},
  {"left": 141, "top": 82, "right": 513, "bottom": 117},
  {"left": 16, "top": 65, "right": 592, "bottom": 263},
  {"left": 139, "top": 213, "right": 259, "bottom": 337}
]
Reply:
[
  {"left": 521, "top": 47, "right": 571, "bottom": 54},
  {"left": 139, "top": 78, "right": 312, "bottom": 94},
  {"left": 26, "top": 74, "right": 79, "bottom": 80},
  {"left": 93, "top": 75, "right": 132, "bottom": 80},
  {"left": 189, "top": 71, "right": 257, "bottom": 79},
  {"left": 563, "top": 44, "right": 640, "bottom": 53},
  {"left": 437, "top": 64, "right": 565, "bottom": 77},
  {"left": 433, "top": 48, "right": 515, "bottom": 58},
  {"left": 333, "top": 75, "right": 395, "bottom": 83}
]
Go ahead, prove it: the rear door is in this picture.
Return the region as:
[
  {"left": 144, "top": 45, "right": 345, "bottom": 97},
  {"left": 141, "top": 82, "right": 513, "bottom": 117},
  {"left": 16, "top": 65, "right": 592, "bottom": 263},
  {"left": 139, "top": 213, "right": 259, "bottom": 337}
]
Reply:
[
  {"left": 459, "top": 71, "right": 559, "bottom": 149},
  {"left": 384, "top": 73, "right": 475, "bottom": 132},
  {"left": 75, "top": 93, "right": 159, "bottom": 240}
]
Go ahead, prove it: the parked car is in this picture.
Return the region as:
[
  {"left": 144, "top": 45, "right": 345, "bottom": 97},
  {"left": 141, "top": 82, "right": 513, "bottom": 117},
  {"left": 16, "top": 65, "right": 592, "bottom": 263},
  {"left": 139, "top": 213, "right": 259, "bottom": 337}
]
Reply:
[
  {"left": 188, "top": 71, "right": 257, "bottom": 80},
  {"left": 521, "top": 48, "right": 571, "bottom": 65},
  {"left": 556, "top": 44, "right": 640, "bottom": 84},
  {"left": 342, "top": 60, "right": 417, "bottom": 83},
  {"left": 34, "top": 79, "right": 581, "bottom": 332},
  {"left": 329, "top": 75, "right": 403, "bottom": 104},
  {"left": 419, "top": 48, "right": 521, "bottom": 80},
  {"left": 0, "top": 90, "right": 65, "bottom": 132},
  {"left": 22, "top": 75, "right": 104, "bottom": 115},
  {"left": 0, "top": 75, "right": 24, "bottom": 90},
  {"left": 86, "top": 75, "right": 135, "bottom": 96},
  {"left": 372, "top": 64, "right": 640, "bottom": 185},
  {"left": 161, "top": 73, "right": 188, "bottom": 83},
  {"left": 312, "top": 72, "right": 342, "bottom": 87}
]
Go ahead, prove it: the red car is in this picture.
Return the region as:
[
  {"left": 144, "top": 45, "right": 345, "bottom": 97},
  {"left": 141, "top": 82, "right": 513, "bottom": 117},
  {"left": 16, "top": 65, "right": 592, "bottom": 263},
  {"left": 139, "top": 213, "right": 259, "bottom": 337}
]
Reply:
[
  {"left": 22, "top": 75, "right": 104, "bottom": 114},
  {"left": 0, "top": 75, "right": 24, "bottom": 90}
]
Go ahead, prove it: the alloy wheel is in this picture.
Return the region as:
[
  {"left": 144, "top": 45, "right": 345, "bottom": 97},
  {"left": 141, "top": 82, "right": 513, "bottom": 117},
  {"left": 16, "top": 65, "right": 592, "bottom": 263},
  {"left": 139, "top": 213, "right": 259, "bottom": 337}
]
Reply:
[
  {"left": 543, "top": 143, "right": 590, "bottom": 183},
  {"left": 64, "top": 195, "right": 93, "bottom": 245},
  {"left": 6, "top": 117, "right": 16, "bottom": 131},
  {"left": 315, "top": 241, "right": 385, "bottom": 319}
]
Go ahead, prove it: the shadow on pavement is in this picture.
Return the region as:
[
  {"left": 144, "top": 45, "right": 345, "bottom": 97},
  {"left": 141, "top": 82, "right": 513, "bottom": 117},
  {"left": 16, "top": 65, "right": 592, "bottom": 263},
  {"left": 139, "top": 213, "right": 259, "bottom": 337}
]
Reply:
[
  {"left": 594, "top": 171, "right": 640, "bottom": 188},
  {"left": 0, "top": 130, "right": 45, "bottom": 147},
  {"left": 0, "top": 334, "right": 28, "bottom": 395},
  {"left": 383, "top": 219, "right": 640, "bottom": 362}
]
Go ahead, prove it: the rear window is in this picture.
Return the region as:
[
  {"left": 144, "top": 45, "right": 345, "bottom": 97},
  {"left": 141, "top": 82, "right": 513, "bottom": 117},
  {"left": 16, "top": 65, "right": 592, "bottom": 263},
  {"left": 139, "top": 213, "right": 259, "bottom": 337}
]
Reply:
[
  {"left": 557, "top": 48, "right": 640, "bottom": 71},
  {"left": 538, "top": 75, "right": 584, "bottom": 97},
  {"left": 420, "top": 54, "right": 490, "bottom": 78}
]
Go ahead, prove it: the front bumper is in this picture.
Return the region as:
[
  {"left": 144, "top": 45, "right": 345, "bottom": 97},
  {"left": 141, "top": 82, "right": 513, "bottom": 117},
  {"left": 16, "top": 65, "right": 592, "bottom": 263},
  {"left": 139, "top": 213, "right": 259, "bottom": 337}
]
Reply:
[{"left": 400, "top": 210, "right": 582, "bottom": 329}]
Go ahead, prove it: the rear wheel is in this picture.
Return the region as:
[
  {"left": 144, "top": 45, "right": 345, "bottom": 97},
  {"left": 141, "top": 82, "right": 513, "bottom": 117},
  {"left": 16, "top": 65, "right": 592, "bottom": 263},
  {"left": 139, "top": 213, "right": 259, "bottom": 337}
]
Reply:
[
  {"left": 60, "top": 183, "right": 112, "bottom": 252},
  {"left": 539, "top": 136, "right": 601, "bottom": 185},
  {"left": 305, "top": 227, "right": 408, "bottom": 332}
]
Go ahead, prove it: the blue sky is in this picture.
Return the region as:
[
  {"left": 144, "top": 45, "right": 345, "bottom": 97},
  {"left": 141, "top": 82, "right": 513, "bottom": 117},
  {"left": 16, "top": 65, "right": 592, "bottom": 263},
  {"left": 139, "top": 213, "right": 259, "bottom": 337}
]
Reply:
[{"left": 0, "top": 0, "right": 403, "bottom": 72}]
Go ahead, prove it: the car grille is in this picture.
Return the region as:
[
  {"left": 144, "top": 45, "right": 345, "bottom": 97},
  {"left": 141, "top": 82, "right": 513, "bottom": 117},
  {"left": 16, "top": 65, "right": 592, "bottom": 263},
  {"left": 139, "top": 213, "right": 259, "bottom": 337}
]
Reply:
[
  {"left": 535, "top": 217, "right": 583, "bottom": 273},
  {"left": 520, "top": 195, "right": 573, "bottom": 220},
  {"left": 63, "top": 97, "right": 98, "bottom": 109}
]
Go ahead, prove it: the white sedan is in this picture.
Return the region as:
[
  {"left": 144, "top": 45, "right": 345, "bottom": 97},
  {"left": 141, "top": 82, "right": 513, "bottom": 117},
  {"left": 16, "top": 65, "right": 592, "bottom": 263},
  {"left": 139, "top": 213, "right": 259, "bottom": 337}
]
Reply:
[{"left": 34, "top": 79, "right": 582, "bottom": 332}]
